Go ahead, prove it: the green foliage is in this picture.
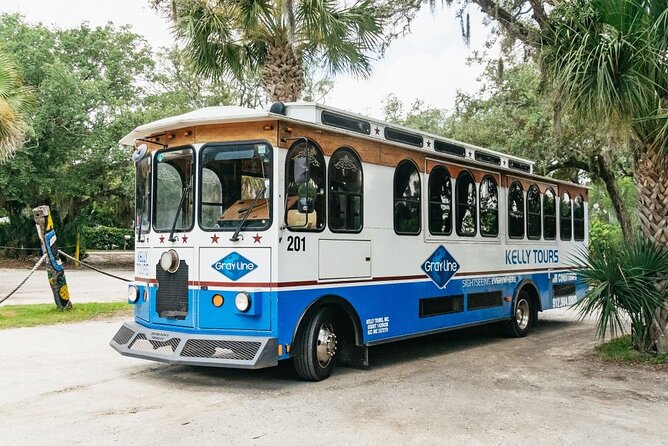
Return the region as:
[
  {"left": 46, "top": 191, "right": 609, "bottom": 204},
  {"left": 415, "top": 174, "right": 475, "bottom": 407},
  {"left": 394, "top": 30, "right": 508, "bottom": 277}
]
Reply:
[
  {"left": 81, "top": 226, "right": 134, "bottom": 251},
  {"left": 588, "top": 220, "right": 623, "bottom": 255},
  {"left": 0, "top": 15, "right": 247, "bottom": 253},
  {"left": 0, "top": 50, "right": 35, "bottom": 163},
  {"left": 158, "top": 0, "right": 386, "bottom": 101},
  {"left": 0, "top": 302, "right": 131, "bottom": 329},
  {"left": 542, "top": 0, "right": 668, "bottom": 154},
  {"left": 574, "top": 238, "right": 668, "bottom": 353},
  {"left": 595, "top": 335, "right": 668, "bottom": 364}
]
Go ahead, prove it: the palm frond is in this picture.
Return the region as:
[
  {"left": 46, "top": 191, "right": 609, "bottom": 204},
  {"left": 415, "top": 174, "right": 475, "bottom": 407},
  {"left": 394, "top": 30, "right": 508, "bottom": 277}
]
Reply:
[{"left": 0, "top": 51, "right": 34, "bottom": 163}]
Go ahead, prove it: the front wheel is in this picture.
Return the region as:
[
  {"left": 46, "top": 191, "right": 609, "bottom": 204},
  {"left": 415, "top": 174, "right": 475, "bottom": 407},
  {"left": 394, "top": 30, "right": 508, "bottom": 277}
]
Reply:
[
  {"left": 505, "top": 290, "right": 533, "bottom": 337},
  {"left": 294, "top": 308, "right": 338, "bottom": 381}
]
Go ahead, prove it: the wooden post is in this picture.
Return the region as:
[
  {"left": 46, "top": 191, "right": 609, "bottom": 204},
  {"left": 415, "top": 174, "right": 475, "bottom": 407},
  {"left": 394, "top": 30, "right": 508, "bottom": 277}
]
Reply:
[
  {"left": 32, "top": 205, "right": 72, "bottom": 309},
  {"left": 75, "top": 231, "right": 80, "bottom": 268}
]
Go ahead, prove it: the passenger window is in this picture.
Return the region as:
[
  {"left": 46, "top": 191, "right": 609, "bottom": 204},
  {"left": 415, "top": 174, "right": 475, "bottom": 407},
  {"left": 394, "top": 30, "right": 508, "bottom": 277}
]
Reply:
[
  {"left": 543, "top": 188, "right": 556, "bottom": 240},
  {"left": 479, "top": 176, "right": 498, "bottom": 237},
  {"left": 573, "top": 194, "right": 585, "bottom": 241},
  {"left": 456, "top": 171, "right": 477, "bottom": 237},
  {"left": 394, "top": 160, "right": 421, "bottom": 235},
  {"left": 329, "top": 148, "right": 363, "bottom": 232},
  {"left": 527, "top": 185, "right": 541, "bottom": 240},
  {"left": 428, "top": 166, "right": 452, "bottom": 235},
  {"left": 508, "top": 181, "right": 525, "bottom": 239},
  {"left": 560, "top": 192, "right": 572, "bottom": 240},
  {"left": 285, "top": 140, "right": 326, "bottom": 230}
]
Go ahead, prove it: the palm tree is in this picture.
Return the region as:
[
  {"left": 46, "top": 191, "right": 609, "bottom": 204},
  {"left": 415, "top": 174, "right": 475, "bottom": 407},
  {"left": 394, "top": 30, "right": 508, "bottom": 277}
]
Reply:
[
  {"left": 541, "top": 0, "right": 668, "bottom": 247},
  {"left": 542, "top": 0, "right": 668, "bottom": 352},
  {"left": 154, "top": 0, "right": 385, "bottom": 102},
  {"left": 0, "top": 51, "right": 33, "bottom": 163}
]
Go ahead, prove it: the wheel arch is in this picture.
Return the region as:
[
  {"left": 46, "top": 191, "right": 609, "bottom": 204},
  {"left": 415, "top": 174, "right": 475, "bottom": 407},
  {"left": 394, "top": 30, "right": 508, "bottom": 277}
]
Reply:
[{"left": 291, "top": 294, "right": 365, "bottom": 348}]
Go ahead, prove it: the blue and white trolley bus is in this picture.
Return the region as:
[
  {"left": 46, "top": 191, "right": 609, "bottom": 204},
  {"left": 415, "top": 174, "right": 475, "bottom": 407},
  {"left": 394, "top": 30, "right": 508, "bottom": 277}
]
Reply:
[{"left": 111, "top": 102, "right": 588, "bottom": 380}]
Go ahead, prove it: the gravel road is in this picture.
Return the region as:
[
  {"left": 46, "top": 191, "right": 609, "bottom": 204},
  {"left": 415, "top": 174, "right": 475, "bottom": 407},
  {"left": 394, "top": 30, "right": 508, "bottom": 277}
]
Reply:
[{"left": 1, "top": 309, "right": 667, "bottom": 445}]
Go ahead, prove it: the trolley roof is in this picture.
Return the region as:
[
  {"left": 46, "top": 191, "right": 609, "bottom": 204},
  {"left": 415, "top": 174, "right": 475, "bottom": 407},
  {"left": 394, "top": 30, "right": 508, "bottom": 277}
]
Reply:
[{"left": 120, "top": 102, "right": 537, "bottom": 174}]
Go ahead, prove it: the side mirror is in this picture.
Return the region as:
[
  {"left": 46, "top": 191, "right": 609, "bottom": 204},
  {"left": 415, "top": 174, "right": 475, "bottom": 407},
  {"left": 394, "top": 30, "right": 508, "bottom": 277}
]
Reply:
[{"left": 293, "top": 157, "right": 309, "bottom": 183}]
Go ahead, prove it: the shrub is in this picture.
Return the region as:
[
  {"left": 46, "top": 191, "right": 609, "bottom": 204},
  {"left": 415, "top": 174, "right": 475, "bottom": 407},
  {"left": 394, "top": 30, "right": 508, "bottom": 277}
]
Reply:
[
  {"left": 574, "top": 238, "right": 668, "bottom": 353},
  {"left": 81, "top": 226, "right": 134, "bottom": 250}
]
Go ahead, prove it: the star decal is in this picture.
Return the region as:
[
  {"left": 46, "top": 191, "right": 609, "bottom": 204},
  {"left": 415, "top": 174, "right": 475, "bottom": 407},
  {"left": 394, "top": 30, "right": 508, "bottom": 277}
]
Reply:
[
  {"left": 181, "top": 234, "right": 188, "bottom": 243},
  {"left": 468, "top": 151, "right": 473, "bottom": 157},
  {"left": 426, "top": 140, "right": 431, "bottom": 148},
  {"left": 159, "top": 235, "right": 165, "bottom": 244},
  {"left": 503, "top": 160, "right": 507, "bottom": 166},
  {"left": 211, "top": 234, "right": 220, "bottom": 244},
  {"left": 374, "top": 127, "right": 380, "bottom": 135},
  {"left": 252, "top": 233, "right": 262, "bottom": 244}
]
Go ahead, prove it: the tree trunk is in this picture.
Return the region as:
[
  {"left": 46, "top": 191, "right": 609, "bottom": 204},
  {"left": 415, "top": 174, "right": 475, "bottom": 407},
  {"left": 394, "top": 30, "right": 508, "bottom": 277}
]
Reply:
[
  {"left": 596, "top": 151, "right": 634, "bottom": 242},
  {"left": 636, "top": 147, "right": 668, "bottom": 353},
  {"left": 261, "top": 43, "right": 305, "bottom": 103},
  {"left": 636, "top": 148, "right": 668, "bottom": 246}
]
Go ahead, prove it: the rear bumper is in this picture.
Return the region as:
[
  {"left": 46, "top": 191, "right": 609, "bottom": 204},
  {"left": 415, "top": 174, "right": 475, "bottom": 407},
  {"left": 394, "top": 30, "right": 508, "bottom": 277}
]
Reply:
[{"left": 110, "top": 321, "right": 278, "bottom": 369}]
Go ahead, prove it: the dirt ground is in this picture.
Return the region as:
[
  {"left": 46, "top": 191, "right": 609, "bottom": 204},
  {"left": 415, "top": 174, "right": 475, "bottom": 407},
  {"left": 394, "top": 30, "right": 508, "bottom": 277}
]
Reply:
[
  {"left": 0, "top": 252, "right": 132, "bottom": 304},
  {"left": 1, "top": 309, "right": 667, "bottom": 445}
]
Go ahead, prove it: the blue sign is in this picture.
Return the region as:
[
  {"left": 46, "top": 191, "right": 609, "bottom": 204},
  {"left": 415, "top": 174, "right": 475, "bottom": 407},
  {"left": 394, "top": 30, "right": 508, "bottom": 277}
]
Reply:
[
  {"left": 212, "top": 252, "right": 257, "bottom": 281},
  {"left": 422, "top": 246, "right": 460, "bottom": 289}
]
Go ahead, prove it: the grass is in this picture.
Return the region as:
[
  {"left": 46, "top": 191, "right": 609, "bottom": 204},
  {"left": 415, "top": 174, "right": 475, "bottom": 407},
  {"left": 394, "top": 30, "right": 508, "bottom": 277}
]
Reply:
[
  {"left": 0, "top": 302, "right": 132, "bottom": 329},
  {"left": 595, "top": 336, "right": 668, "bottom": 365}
]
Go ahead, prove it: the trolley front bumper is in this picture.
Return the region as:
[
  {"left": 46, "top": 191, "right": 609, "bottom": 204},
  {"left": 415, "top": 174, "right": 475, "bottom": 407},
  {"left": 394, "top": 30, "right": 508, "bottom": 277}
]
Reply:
[{"left": 110, "top": 321, "right": 278, "bottom": 369}]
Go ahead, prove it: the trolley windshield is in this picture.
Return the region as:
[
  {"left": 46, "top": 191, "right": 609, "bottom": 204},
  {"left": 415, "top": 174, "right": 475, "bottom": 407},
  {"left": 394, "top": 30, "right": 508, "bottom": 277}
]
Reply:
[{"left": 200, "top": 142, "right": 272, "bottom": 231}]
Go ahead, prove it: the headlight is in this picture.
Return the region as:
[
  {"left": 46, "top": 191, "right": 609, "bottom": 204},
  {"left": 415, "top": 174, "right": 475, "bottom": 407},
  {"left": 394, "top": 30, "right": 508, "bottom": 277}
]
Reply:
[
  {"left": 160, "top": 249, "right": 179, "bottom": 273},
  {"left": 235, "top": 292, "right": 251, "bottom": 312},
  {"left": 127, "top": 285, "right": 139, "bottom": 303}
]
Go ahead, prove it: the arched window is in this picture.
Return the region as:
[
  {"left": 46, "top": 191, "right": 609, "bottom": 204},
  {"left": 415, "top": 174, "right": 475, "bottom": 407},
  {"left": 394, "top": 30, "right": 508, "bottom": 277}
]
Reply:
[
  {"left": 543, "top": 188, "right": 556, "bottom": 240},
  {"left": 479, "top": 176, "right": 498, "bottom": 237},
  {"left": 428, "top": 166, "right": 452, "bottom": 235},
  {"left": 560, "top": 192, "right": 572, "bottom": 240},
  {"left": 456, "top": 171, "right": 477, "bottom": 237},
  {"left": 527, "top": 185, "right": 541, "bottom": 240},
  {"left": 508, "top": 181, "right": 525, "bottom": 239},
  {"left": 394, "top": 160, "right": 421, "bottom": 235},
  {"left": 328, "top": 147, "right": 363, "bottom": 232},
  {"left": 285, "top": 140, "right": 326, "bottom": 230},
  {"left": 574, "top": 194, "right": 585, "bottom": 241}
]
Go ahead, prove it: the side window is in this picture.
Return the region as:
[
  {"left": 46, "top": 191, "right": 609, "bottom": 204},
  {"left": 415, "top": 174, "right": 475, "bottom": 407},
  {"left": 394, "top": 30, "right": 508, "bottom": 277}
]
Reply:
[
  {"left": 328, "top": 147, "right": 363, "bottom": 232},
  {"left": 574, "top": 194, "right": 585, "bottom": 241},
  {"left": 394, "top": 160, "right": 421, "bottom": 235},
  {"left": 479, "top": 176, "right": 498, "bottom": 237},
  {"left": 543, "top": 188, "right": 556, "bottom": 240},
  {"left": 428, "top": 165, "right": 452, "bottom": 235},
  {"left": 456, "top": 171, "right": 477, "bottom": 237},
  {"left": 527, "top": 185, "right": 541, "bottom": 240},
  {"left": 508, "top": 181, "right": 525, "bottom": 239},
  {"left": 285, "top": 140, "right": 326, "bottom": 230},
  {"left": 560, "top": 192, "right": 572, "bottom": 240}
]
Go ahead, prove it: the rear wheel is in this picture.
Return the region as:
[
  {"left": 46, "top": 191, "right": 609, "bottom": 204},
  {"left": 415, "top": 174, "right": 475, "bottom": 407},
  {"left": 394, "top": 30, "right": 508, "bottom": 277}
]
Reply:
[
  {"left": 294, "top": 307, "right": 338, "bottom": 381},
  {"left": 505, "top": 289, "right": 533, "bottom": 337}
]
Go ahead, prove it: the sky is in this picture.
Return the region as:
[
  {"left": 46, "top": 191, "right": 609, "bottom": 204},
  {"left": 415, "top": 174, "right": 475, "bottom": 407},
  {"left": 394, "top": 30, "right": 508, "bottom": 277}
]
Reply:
[{"left": 1, "top": 0, "right": 493, "bottom": 118}]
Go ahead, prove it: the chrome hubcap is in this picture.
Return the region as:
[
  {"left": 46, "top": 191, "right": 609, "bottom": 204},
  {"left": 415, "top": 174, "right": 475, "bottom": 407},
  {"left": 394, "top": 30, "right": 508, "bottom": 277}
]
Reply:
[
  {"left": 515, "top": 299, "right": 530, "bottom": 330},
  {"left": 316, "top": 322, "right": 337, "bottom": 368}
]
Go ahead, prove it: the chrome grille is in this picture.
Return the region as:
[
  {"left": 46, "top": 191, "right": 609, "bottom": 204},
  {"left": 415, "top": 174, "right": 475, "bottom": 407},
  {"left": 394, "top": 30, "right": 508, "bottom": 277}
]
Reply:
[
  {"left": 128, "top": 333, "right": 181, "bottom": 355},
  {"left": 112, "top": 325, "right": 135, "bottom": 345},
  {"left": 181, "top": 339, "right": 261, "bottom": 361},
  {"left": 155, "top": 260, "right": 189, "bottom": 319}
]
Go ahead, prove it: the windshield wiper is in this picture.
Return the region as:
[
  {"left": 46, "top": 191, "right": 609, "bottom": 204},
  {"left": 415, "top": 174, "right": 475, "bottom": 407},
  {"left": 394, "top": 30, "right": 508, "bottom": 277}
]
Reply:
[
  {"left": 169, "top": 169, "right": 191, "bottom": 242},
  {"left": 230, "top": 185, "right": 266, "bottom": 242}
]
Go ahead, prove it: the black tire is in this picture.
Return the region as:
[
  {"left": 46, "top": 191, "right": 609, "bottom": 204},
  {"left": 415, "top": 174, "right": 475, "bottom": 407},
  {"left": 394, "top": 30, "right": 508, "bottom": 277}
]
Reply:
[
  {"left": 294, "top": 307, "right": 338, "bottom": 381},
  {"left": 505, "top": 289, "right": 533, "bottom": 338}
]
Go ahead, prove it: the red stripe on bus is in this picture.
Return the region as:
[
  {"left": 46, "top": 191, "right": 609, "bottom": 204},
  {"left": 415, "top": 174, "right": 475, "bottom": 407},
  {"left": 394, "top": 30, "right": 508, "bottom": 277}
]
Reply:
[{"left": 134, "top": 266, "right": 572, "bottom": 288}]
